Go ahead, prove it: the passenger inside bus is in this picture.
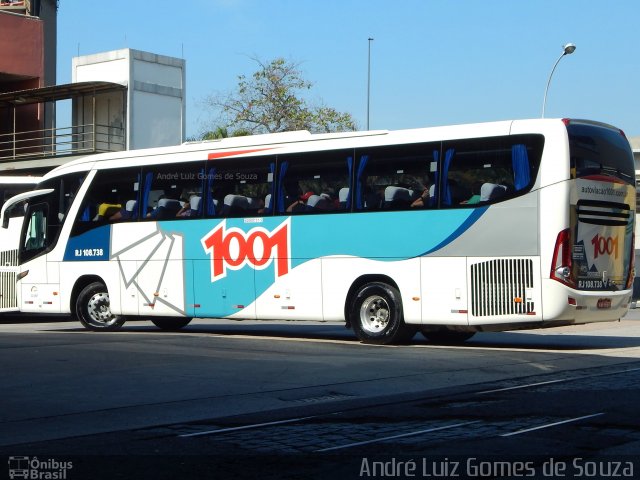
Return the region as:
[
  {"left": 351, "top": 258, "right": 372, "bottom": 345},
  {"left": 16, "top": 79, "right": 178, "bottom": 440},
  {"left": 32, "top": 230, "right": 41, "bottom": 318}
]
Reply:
[
  {"left": 384, "top": 186, "right": 413, "bottom": 209},
  {"left": 176, "top": 195, "right": 201, "bottom": 217},
  {"left": 154, "top": 198, "right": 182, "bottom": 219},
  {"left": 459, "top": 182, "right": 482, "bottom": 205},
  {"left": 287, "top": 191, "right": 314, "bottom": 213},
  {"left": 305, "top": 193, "right": 333, "bottom": 212},
  {"left": 410, "top": 176, "right": 433, "bottom": 208},
  {"left": 95, "top": 203, "right": 121, "bottom": 220},
  {"left": 479, "top": 182, "right": 508, "bottom": 202},
  {"left": 109, "top": 199, "right": 138, "bottom": 221}
]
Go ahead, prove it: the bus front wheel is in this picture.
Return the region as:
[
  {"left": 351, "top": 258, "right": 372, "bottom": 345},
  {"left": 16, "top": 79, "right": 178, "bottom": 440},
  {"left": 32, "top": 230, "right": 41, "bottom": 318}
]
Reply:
[
  {"left": 75, "top": 282, "right": 126, "bottom": 331},
  {"left": 350, "top": 282, "right": 416, "bottom": 345}
]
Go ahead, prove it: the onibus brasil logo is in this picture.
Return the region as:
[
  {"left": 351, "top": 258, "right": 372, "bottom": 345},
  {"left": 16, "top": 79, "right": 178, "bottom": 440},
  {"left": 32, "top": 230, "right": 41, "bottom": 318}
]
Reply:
[
  {"left": 201, "top": 218, "right": 291, "bottom": 282},
  {"left": 8, "top": 456, "right": 72, "bottom": 479}
]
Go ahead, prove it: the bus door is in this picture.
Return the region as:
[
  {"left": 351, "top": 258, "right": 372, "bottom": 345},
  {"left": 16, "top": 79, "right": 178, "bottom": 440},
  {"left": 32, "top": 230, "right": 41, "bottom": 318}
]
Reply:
[{"left": 3, "top": 189, "right": 57, "bottom": 311}]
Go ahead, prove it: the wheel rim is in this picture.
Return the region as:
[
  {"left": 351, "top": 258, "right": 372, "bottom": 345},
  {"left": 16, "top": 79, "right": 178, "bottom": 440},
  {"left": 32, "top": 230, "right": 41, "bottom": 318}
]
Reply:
[
  {"left": 359, "top": 295, "right": 391, "bottom": 334},
  {"left": 86, "top": 291, "right": 119, "bottom": 328}
]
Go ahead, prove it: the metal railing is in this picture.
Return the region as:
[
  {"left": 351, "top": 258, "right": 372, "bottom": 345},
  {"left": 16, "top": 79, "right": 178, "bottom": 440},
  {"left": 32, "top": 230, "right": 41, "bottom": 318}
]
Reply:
[{"left": 0, "top": 123, "right": 126, "bottom": 162}]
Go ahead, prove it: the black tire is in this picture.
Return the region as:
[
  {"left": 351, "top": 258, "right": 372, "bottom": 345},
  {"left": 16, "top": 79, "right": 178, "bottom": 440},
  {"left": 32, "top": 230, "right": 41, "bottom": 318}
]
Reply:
[
  {"left": 349, "top": 282, "right": 416, "bottom": 345},
  {"left": 421, "top": 330, "right": 475, "bottom": 344},
  {"left": 75, "top": 281, "right": 125, "bottom": 331},
  {"left": 150, "top": 317, "right": 192, "bottom": 331}
]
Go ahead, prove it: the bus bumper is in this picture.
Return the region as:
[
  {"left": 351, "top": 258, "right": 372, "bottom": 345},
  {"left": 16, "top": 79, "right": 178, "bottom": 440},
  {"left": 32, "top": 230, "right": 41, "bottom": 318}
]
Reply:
[{"left": 541, "top": 279, "right": 633, "bottom": 323}]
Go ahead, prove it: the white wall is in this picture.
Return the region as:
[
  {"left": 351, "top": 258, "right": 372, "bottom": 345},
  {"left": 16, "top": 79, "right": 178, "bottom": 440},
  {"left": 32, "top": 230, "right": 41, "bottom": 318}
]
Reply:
[{"left": 72, "top": 48, "right": 186, "bottom": 150}]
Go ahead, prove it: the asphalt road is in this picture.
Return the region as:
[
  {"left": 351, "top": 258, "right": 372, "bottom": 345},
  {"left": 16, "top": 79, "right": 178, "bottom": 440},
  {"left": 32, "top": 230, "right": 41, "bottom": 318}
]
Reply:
[{"left": 1, "top": 312, "right": 640, "bottom": 479}]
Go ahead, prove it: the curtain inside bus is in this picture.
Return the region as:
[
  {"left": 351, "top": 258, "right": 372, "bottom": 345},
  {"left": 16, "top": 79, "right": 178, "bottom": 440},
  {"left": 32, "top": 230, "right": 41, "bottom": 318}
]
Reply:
[
  {"left": 512, "top": 144, "right": 530, "bottom": 190},
  {"left": 355, "top": 155, "right": 369, "bottom": 210}
]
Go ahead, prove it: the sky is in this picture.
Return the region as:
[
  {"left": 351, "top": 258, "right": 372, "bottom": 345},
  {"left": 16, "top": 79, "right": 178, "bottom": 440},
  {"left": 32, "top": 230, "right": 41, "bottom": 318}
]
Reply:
[{"left": 56, "top": 0, "right": 640, "bottom": 139}]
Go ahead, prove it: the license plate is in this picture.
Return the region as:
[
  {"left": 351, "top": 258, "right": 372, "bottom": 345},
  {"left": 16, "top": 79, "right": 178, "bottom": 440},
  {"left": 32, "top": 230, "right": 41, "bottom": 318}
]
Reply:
[{"left": 597, "top": 298, "right": 612, "bottom": 309}]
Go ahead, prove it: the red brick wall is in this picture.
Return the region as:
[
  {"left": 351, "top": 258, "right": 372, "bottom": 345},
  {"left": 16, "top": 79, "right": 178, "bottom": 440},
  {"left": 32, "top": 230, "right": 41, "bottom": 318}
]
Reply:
[{"left": 0, "top": 12, "right": 44, "bottom": 89}]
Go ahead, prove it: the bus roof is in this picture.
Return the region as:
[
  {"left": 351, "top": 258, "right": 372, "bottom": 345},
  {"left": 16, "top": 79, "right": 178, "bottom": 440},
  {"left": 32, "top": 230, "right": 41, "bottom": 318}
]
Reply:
[{"left": 38, "top": 118, "right": 599, "bottom": 182}]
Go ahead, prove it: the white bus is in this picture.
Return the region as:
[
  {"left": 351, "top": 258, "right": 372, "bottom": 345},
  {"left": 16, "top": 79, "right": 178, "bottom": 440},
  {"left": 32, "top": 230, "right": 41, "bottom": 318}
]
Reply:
[
  {"left": 0, "top": 176, "right": 40, "bottom": 312},
  {"left": 1, "top": 119, "right": 635, "bottom": 343}
]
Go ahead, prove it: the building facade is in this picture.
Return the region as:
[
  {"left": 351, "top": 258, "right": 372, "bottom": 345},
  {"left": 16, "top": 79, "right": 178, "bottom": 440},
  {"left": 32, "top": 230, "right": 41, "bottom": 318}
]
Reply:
[{"left": 0, "top": 0, "right": 57, "bottom": 164}]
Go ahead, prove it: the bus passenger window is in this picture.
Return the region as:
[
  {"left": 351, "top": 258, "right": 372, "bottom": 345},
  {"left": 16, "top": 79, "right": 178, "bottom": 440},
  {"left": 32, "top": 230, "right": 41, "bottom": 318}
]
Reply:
[
  {"left": 141, "top": 162, "right": 205, "bottom": 220},
  {"left": 70, "top": 167, "right": 142, "bottom": 237},
  {"left": 438, "top": 135, "right": 543, "bottom": 208},
  {"left": 356, "top": 143, "right": 437, "bottom": 211},
  {"left": 276, "top": 150, "right": 351, "bottom": 215},
  {"left": 204, "top": 156, "right": 273, "bottom": 218}
]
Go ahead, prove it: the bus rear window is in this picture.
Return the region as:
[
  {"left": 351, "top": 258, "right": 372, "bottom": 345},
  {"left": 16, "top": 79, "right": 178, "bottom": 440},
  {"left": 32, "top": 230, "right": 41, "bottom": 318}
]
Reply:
[{"left": 568, "top": 122, "right": 635, "bottom": 185}]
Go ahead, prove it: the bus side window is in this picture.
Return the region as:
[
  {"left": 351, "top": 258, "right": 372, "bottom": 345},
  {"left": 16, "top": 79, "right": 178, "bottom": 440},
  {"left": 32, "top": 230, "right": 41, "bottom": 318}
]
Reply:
[
  {"left": 204, "top": 156, "right": 274, "bottom": 219},
  {"left": 141, "top": 162, "right": 205, "bottom": 220},
  {"left": 70, "top": 167, "right": 141, "bottom": 236},
  {"left": 356, "top": 143, "right": 437, "bottom": 211},
  {"left": 276, "top": 150, "right": 352, "bottom": 215},
  {"left": 440, "top": 135, "right": 543, "bottom": 208}
]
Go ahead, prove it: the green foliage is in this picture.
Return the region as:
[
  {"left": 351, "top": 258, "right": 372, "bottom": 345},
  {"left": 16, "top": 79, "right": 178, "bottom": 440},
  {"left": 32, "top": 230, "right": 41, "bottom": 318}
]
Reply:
[
  {"left": 201, "top": 126, "right": 229, "bottom": 140},
  {"left": 203, "top": 57, "right": 357, "bottom": 135}
]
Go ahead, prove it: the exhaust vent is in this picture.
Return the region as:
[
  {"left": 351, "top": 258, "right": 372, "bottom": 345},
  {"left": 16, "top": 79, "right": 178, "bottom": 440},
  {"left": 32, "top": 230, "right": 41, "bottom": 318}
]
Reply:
[{"left": 471, "top": 258, "right": 534, "bottom": 317}]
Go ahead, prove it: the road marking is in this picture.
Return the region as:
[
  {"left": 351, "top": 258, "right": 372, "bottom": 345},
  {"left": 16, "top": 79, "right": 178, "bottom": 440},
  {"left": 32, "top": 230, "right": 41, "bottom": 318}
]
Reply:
[
  {"left": 315, "top": 421, "right": 479, "bottom": 452},
  {"left": 476, "top": 366, "right": 640, "bottom": 395},
  {"left": 500, "top": 412, "right": 604, "bottom": 437},
  {"left": 178, "top": 415, "right": 318, "bottom": 438}
]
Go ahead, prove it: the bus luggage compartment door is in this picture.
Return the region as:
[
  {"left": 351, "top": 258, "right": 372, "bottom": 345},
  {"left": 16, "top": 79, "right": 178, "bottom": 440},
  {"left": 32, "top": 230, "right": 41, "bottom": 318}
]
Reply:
[{"left": 421, "top": 257, "right": 468, "bottom": 325}]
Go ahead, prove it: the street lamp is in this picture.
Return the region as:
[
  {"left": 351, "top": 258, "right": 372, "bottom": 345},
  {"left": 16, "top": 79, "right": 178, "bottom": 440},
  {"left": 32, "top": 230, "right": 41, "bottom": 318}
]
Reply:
[
  {"left": 541, "top": 43, "right": 576, "bottom": 118},
  {"left": 367, "top": 37, "right": 374, "bottom": 130}
]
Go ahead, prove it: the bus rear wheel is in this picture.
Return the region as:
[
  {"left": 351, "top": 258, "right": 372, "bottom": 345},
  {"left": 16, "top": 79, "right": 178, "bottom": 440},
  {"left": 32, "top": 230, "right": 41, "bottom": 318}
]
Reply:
[
  {"left": 75, "top": 282, "right": 125, "bottom": 331},
  {"left": 151, "top": 317, "right": 192, "bottom": 331},
  {"left": 421, "top": 330, "right": 475, "bottom": 344},
  {"left": 350, "top": 282, "right": 416, "bottom": 345}
]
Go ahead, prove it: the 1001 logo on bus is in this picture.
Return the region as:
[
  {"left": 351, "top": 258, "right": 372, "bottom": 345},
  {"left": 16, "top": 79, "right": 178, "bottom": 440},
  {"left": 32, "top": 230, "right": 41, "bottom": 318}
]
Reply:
[
  {"left": 201, "top": 219, "right": 291, "bottom": 282},
  {"left": 591, "top": 233, "right": 619, "bottom": 259}
]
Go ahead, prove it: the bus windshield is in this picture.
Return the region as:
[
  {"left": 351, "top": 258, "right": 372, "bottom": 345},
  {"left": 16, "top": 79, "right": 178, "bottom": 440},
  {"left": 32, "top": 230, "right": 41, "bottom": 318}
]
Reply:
[{"left": 568, "top": 121, "right": 635, "bottom": 185}]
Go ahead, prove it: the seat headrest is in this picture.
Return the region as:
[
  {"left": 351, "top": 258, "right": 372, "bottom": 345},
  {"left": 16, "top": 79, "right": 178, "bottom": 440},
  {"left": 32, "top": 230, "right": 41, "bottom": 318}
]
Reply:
[
  {"left": 158, "top": 198, "right": 181, "bottom": 209},
  {"left": 480, "top": 183, "right": 507, "bottom": 202},
  {"left": 306, "top": 195, "right": 322, "bottom": 208},
  {"left": 384, "top": 186, "right": 412, "bottom": 202},
  {"left": 189, "top": 195, "right": 201, "bottom": 210},
  {"left": 223, "top": 194, "right": 249, "bottom": 208}
]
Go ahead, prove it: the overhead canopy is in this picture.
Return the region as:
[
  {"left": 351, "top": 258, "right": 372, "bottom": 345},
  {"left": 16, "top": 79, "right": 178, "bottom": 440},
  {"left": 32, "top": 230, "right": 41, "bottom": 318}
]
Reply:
[{"left": 0, "top": 81, "right": 127, "bottom": 107}]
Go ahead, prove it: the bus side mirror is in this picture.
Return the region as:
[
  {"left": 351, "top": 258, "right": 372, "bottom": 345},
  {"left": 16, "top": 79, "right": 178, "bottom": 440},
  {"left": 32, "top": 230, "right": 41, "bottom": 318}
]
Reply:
[{"left": 1, "top": 212, "right": 8, "bottom": 229}]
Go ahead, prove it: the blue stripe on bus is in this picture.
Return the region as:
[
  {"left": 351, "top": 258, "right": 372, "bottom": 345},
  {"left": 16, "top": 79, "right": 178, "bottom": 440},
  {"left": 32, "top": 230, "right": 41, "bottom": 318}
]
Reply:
[
  {"left": 419, "top": 207, "right": 486, "bottom": 256},
  {"left": 163, "top": 208, "right": 484, "bottom": 262},
  {"left": 159, "top": 208, "right": 486, "bottom": 317},
  {"left": 63, "top": 225, "right": 110, "bottom": 261},
  {"left": 64, "top": 208, "right": 486, "bottom": 317}
]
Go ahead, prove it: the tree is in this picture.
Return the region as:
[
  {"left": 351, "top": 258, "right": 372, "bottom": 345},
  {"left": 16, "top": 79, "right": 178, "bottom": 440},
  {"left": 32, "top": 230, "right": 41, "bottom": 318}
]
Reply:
[
  {"left": 202, "top": 126, "right": 228, "bottom": 140},
  {"left": 203, "top": 57, "right": 357, "bottom": 135}
]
